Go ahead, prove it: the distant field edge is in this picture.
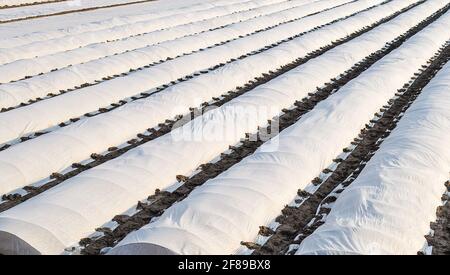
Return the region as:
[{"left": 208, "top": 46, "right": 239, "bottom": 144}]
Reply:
[
  {"left": 0, "top": 0, "right": 158, "bottom": 24},
  {"left": 0, "top": 0, "right": 69, "bottom": 10}
]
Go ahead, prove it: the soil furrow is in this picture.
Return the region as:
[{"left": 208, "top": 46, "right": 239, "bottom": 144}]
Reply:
[
  {"left": 425, "top": 180, "right": 450, "bottom": 255},
  {"left": 251, "top": 40, "right": 450, "bottom": 255}
]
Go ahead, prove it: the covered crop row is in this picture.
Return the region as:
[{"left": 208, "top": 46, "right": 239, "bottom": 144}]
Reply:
[
  {"left": 0, "top": 0, "right": 412, "bottom": 198},
  {"left": 0, "top": 0, "right": 313, "bottom": 83},
  {"left": 0, "top": 0, "right": 421, "bottom": 213},
  {"left": 0, "top": 0, "right": 287, "bottom": 65},
  {"left": 0, "top": 1, "right": 448, "bottom": 255},
  {"left": 81, "top": 5, "right": 437, "bottom": 252},
  {"left": 254, "top": 39, "right": 450, "bottom": 256},
  {"left": 0, "top": 0, "right": 358, "bottom": 109},
  {"left": 105, "top": 10, "right": 450, "bottom": 255},
  {"left": 296, "top": 57, "right": 450, "bottom": 255},
  {"left": 0, "top": 0, "right": 412, "bottom": 149},
  {"left": 0, "top": 0, "right": 246, "bottom": 48},
  {"left": 0, "top": 0, "right": 194, "bottom": 23}
]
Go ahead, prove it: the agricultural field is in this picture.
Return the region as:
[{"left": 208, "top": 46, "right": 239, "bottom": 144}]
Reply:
[{"left": 0, "top": 0, "right": 449, "bottom": 256}]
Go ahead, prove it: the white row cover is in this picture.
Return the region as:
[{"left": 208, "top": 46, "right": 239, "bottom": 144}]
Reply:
[
  {"left": 0, "top": 0, "right": 175, "bottom": 21},
  {"left": 0, "top": 0, "right": 390, "bottom": 195},
  {"left": 0, "top": 0, "right": 284, "bottom": 65},
  {"left": 0, "top": 0, "right": 414, "bottom": 149},
  {"left": 0, "top": 0, "right": 381, "bottom": 144},
  {"left": 0, "top": 0, "right": 230, "bottom": 23},
  {"left": 0, "top": 0, "right": 446, "bottom": 255},
  {"left": 296, "top": 61, "right": 450, "bottom": 255},
  {"left": 108, "top": 8, "right": 450, "bottom": 255},
  {"left": 0, "top": 0, "right": 311, "bottom": 83},
  {"left": 0, "top": 0, "right": 244, "bottom": 48},
  {"left": 0, "top": 0, "right": 356, "bottom": 108}
]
